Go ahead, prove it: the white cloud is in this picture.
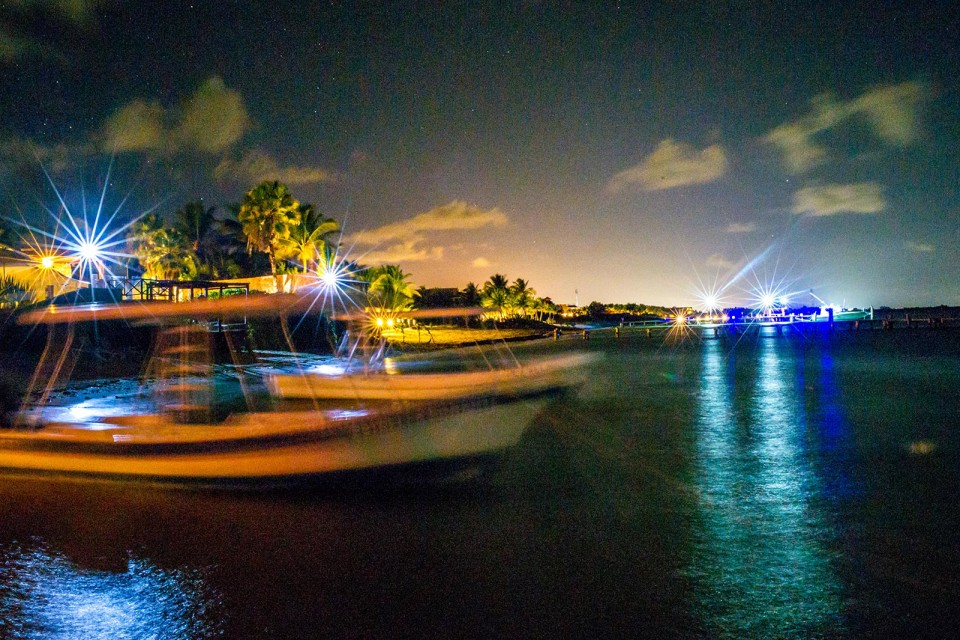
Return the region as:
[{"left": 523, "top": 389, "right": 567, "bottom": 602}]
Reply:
[
  {"left": 349, "top": 201, "right": 507, "bottom": 246},
  {"left": 725, "top": 222, "right": 756, "bottom": 234},
  {"left": 214, "top": 149, "right": 336, "bottom": 186},
  {"left": 1, "top": 1, "right": 108, "bottom": 61},
  {"left": 348, "top": 201, "right": 506, "bottom": 266},
  {"left": 0, "top": 136, "right": 94, "bottom": 174},
  {"left": 10, "top": 0, "right": 108, "bottom": 24},
  {"left": 176, "top": 77, "right": 250, "bottom": 153},
  {"left": 360, "top": 241, "right": 444, "bottom": 264},
  {"left": 97, "top": 76, "right": 250, "bottom": 155},
  {"left": 851, "top": 83, "right": 924, "bottom": 146},
  {"left": 765, "top": 121, "right": 832, "bottom": 174},
  {"left": 765, "top": 83, "right": 924, "bottom": 173},
  {"left": 2, "top": 77, "right": 253, "bottom": 180},
  {"left": 472, "top": 257, "right": 491, "bottom": 268},
  {"left": 792, "top": 183, "right": 886, "bottom": 216},
  {"left": 101, "top": 100, "right": 167, "bottom": 153},
  {"left": 906, "top": 240, "right": 935, "bottom": 253},
  {"left": 608, "top": 139, "right": 727, "bottom": 192},
  {"left": 0, "top": 26, "right": 30, "bottom": 61}
]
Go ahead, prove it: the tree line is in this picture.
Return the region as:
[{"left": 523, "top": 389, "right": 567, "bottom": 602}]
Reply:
[{"left": 427, "top": 275, "right": 560, "bottom": 322}]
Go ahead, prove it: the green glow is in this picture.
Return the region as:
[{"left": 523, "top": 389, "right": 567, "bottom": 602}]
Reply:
[{"left": 687, "top": 340, "right": 844, "bottom": 636}]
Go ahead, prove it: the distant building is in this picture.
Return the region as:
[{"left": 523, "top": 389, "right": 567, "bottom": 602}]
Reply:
[
  {"left": 417, "top": 287, "right": 459, "bottom": 309},
  {"left": 558, "top": 304, "right": 580, "bottom": 318}
]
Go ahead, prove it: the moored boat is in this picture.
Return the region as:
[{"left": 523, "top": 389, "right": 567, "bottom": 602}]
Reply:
[
  {"left": 266, "top": 352, "right": 593, "bottom": 401},
  {"left": 2, "top": 296, "right": 590, "bottom": 488},
  {"left": 0, "top": 394, "right": 562, "bottom": 488}
]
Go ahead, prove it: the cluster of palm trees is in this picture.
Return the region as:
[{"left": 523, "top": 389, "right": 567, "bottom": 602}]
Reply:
[
  {"left": 454, "top": 275, "right": 558, "bottom": 322},
  {"left": 128, "top": 184, "right": 560, "bottom": 323},
  {"left": 365, "top": 265, "right": 418, "bottom": 314},
  {"left": 129, "top": 181, "right": 340, "bottom": 286}
]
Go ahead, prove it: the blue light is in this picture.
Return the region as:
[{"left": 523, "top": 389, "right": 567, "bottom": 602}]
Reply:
[{"left": 0, "top": 544, "right": 221, "bottom": 638}]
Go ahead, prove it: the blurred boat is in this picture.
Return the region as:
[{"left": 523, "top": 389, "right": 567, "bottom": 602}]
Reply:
[
  {"left": 1, "top": 296, "right": 589, "bottom": 488},
  {"left": 0, "top": 395, "right": 565, "bottom": 488},
  {"left": 267, "top": 352, "right": 592, "bottom": 402}
]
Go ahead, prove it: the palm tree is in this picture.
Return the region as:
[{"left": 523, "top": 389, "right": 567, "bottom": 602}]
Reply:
[
  {"left": 236, "top": 181, "right": 300, "bottom": 283},
  {"left": 481, "top": 273, "right": 511, "bottom": 320},
  {"left": 0, "top": 222, "right": 18, "bottom": 281},
  {"left": 530, "top": 296, "right": 557, "bottom": 322},
  {"left": 510, "top": 278, "right": 536, "bottom": 318},
  {"left": 128, "top": 213, "right": 164, "bottom": 271},
  {"left": 0, "top": 276, "right": 29, "bottom": 308},
  {"left": 206, "top": 206, "right": 249, "bottom": 279},
  {"left": 456, "top": 282, "right": 482, "bottom": 307},
  {"left": 365, "top": 264, "right": 418, "bottom": 313},
  {"left": 0, "top": 221, "right": 15, "bottom": 251},
  {"left": 173, "top": 200, "right": 216, "bottom": 276},
  {"left": 148, "top": 229, "right": 198, "bottom": 280},
  {"left": 129, "top": 214, "right": 197, "bottom": 280},
  {"left": 279, "top": 203, "right": 340, "bottom": 273}
]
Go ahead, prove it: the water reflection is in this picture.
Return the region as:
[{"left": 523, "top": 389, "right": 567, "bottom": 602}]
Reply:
[
  {"left": 689, "top": 339, "right": 844, "bottom": 637},
  {"left": 0, "top": 542, "right": 221, "bottom": 639},
  {"left": 808, "top": 352, "right": 860, "bottom": 502}
]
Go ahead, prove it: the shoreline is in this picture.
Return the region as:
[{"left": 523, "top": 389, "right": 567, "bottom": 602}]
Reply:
[{"left": 380, "top": 325, "right": 554, "bottom": 352}]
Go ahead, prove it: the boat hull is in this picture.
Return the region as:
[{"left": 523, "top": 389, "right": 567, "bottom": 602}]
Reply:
[
  {"left": 0, "top": 393, "right": 556, "bottom": 488},
  {"left": 268, "top": 353, "right": 593, "bottom": 401}
]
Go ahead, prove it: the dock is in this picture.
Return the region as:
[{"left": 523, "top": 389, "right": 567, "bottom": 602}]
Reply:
[{"left": 576, "top": 308, "right": 959, "bottom": 339}]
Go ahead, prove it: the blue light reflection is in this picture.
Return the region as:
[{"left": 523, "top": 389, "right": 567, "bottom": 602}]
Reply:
[
  {"left": 0, "top": 542, "right": 221, "bottom": 639},
  {"left": 808, "top": 352, "right": 860, "bottom": 502}
]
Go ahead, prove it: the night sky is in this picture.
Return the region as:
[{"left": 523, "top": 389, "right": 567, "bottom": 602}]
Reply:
[{"left": 1, "top": 1, "right": 958, "bottom": 308}]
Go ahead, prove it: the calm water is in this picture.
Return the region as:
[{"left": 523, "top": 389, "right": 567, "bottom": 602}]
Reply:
[{"left": 1, "top": 330, "right": 959, "bottom": 639}]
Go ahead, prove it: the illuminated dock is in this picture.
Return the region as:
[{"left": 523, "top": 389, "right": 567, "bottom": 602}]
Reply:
[{"left": 604, "top": 307, "right": 959, "bottom": 337}]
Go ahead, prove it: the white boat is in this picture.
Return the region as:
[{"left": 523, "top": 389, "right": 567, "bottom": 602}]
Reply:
[
  {"left": 1, "top": 296, "right": 589, "bottom": 488},
  {"left": 0, "top": 398, "right": 562, "bottom": 488},
  {"left": 267, "top": 352, "right": 593, "bottom": 402}
]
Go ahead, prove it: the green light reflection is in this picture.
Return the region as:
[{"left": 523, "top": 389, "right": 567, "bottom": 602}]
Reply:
[{"left": 687, "top": 339, "right": 844, "bottom": 637}]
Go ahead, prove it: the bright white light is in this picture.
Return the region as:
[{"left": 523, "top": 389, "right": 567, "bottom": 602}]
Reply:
[
  {"left": 320, "top": 269, "right": 339, "bottom": 287},
  {"left": 78, "top": 241, "right": 102, "bottom": 261},
  {"left": 778, "top": 295, "right": 789, "bottom": 306},
  {"left": 693, "top": 282, "right": 729, "bottom": 313},
  {"left": 5, "top": 159, "right": 160, "bottom": 288},
  {"left": 305, "top": 364, "right": 347, "bottom": 376},
  {"left": 300, "top": 253, "right": 366, "bottom": 317},
  {"left": 316, "top": 258, "right": 347, "bottom": 292},
  {"left": 761, "top": 294, "right": 776, "bottom": 309}
]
